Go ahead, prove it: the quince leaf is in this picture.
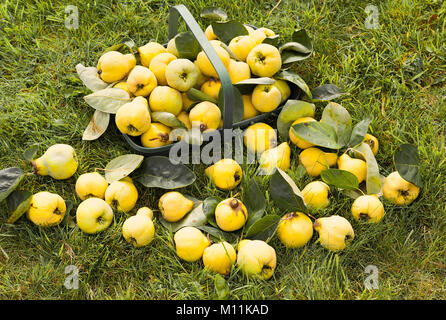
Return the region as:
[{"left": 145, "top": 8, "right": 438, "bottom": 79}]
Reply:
[
  {"left": 104, "top": 154, "right": 144, "bottom": 184},
  {"left": 151, "top": 112, "right": 186, "bottom": 129},
  {"left": 348, "top": 117, "right": 373, "bottom": 148},
  {"left": 245, "top": 214, "right": 281, "bottom": 239},
  {"left": 275, "top": 70, "right": 312, "bottom": 99},
  {"left": 321, "top": 169, "right": 359, "bottom": 190},
  {"left": 394, "top": 144, "right": 422, "bottom": 187},
  {"left": 82, "top": 110, "right": 110, "bottom": 141},
  {"left": 311, "top": 84, "right": 347, "bottom": 102},
  {"left": 211, "top": 20, "right": 249, "bottom": 44},
  {"left": 75, "top": 64, "right": 108, "bottom": 92},
  {"left": 320, "top": 102, "right": 352, "bottom": 147},
  {"left": 353, "top": 143, "right": 382, "bottom": 195},
  {"left": 6, "top": 190, "right": 32, "bottom": 224},
  {"left": 84, "top": 88, "right": 131, "bottom": 114},
  {"left": 175, "top": 31, "right": 200, "bottom": 60},
  {"left": 0, "top": 167, "right": 24, "bottom": 203},
  {"left": 200, "top": 7, "right": 228, "bottom": 21},
  {"left": 276, "top": 99, "right": 315, "bottom": 139},
  {"left": 244, "top": 177, "right": 266, "bottom": 229},
  {"left": 270, "top": 168, "right": 307, "bottom": 213},
  {"left": 291, "top": 121, "right": 342, "bottom": 150},
  {"left": 159, "top": 202, "right": 206, "bottom": 233}
]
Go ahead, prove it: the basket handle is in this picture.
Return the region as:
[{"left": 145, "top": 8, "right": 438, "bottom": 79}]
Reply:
[{"left": 168, "top": 4, "right": 234, "bottom": 130}]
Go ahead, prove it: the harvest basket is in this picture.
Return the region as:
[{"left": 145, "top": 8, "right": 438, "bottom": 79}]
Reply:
[{"left": 123, "top": 4, "right": 301, "bottom": 156}]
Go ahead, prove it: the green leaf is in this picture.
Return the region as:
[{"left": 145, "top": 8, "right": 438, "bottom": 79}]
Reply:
[
  {"left": 175, "top": 31, "right": 200, "bottom": 60},
  {"left": 234, "top": 77, "right": 275, "bottom": 95},
  {"left": 151, "top": 112, "right": 186, "bottom": 129},
  {"left": 202, "top": 197, "right": 220, "bottom": 227},
  {"left": 83, "top": 88, "right": 131, "bottom": 114},
  {"left": 0, "top": 167, "right": 24, "bottom": 203},
  {"left": 279, "top": 29, "right": 313, "bottom": 65},
  {"left": 104, "top": 154, "right": 144, "bottom": 183},
  {"left": 262, "top": 35, "right": 280, "bottom": 46},
  {"left": 270, "top": 168, "right": 307, "bottom": 213},
  {"left": 6, "top": 190, "right": 32, "bottom": 224},
  {"left": 214, "top": 274, "right": 230, "bottom": 300},
  {"left": 394, "top": 144, "right": 422, "bottom": 187},
  {"left": 219, "top": 42, "right": 241, "bottom": 61},
  {"left": 321, "top": 169, "right": 359, "bottom": 190},
  {"left": 159, "top": 202, "right": 206, "bottom": 233},
  {"left": 311, "top": 84, "right": 347, "bottom": 102},
  {"left": 245, "top": 215, "right": 281, "bottom": 239},
  {"left": 23, "top": 144, "right": 39, "bottom": 161},
  {"left": 197, "top": 225, "right": 237, "bottom": 243},
  {"left": 348, "top": 117, "right": 373, "bottom": 147},
  {"left": 186, "top": 88, "right": 217, "bottom": 104},
  {"left": 354, "top": 143, "right": 382, "bottom": 194},
  {"left": 82, "top": 110, "right": 110, "bottom": 141},
  {"left": 211, "top": 20, "right": 249, "bottom": 44},
  {"left": 217, "top": 86, "right": 244, "bottom": 123},
  {"left": 200, "top": 7, "right": 228, "bottom": 21},
  {"left": 320, "top": 102, "right": 352, "bottom": 147},
  {"left": 244, "top": 178, "right": 266, "bottom": 229},
  {"left": 291, "top": 122, "right": 342, "bottom": 149},
  {"left": 275, "top": 70, "right": 312, "bottom": 99},
  {"left": 136, "top": 156, "right": 196, "bottom": 189},
  {"left": 276, "top": 100, "right": 315, "bottom": 139},
  {"left": 75, "top": 64, "right": 109, "bottom": 92}
]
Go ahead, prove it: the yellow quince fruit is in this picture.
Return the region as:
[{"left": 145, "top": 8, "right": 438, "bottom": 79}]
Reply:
[
  {"left": 302, "top": 181, "right": 330, "bottom": 211},
  {"left": 314, "top": 215, "right": 354, "bottom": 251},
  {"left": 228, "top": 35, "right": 257, "bottom": 61},
  {"left": 258, "top": 142, "right": 291, "bottom": 174},
  {"left": 148, "top": 86, "right": 183, "bottom": 116},
  {"left": 76, "top": 197, "right": 114, "bottom": 234},
  {"left": 138, "top": 42, "right": 167, "bottom": 67},
  {"left": 273, "top": 79, "right": 291, "bottom": 103},
  {"left": 200, "top": 78, "right": 221, "bottom": 101},
  {"left": 205, "top": 25, "right": 218, "bottom": 40},
  {"left": 382, "top": 171, "right": 420, "bottom": 206},
  {"left": 205, "top": 158, "right": 243, "bottom": 190},
  {"left": 165, "top": 58, "right": 199, "bottom": 92},
  {"left": 174, "top": 226, "right": 211, "bottom": 262},
  {"left": 27, "top": 191, "right": 66, "bottom": 227},
  {"left": 122, "top": 207, "right": 155, "bottom": 247},
  {"left": 299, "top": 147, "right": 329, "bottom": 177},
  {"left": 277, "top": 212, "right": 313, "bottom": 248},
  {"left": 127, "top": 65, "right": 157, "bottom": 97},
  {"left": 251, "top": 84, "right": 281, "bottom": 112},
  {"left": 189, "top": 101, "right": 221, "bottom": 132},
  {"left": 227, "top": 59, "right": 251, "bottom": 84},
  {"left": 244, "top": 122, "right": 277, "bottom": 154},
  {"left": 236, "top": 239, "right": 276, "bottom": 280},
  {"left": 158, "top": 191, "right": 194, "bottom": 222},
  {"left": 75, "top": 172, "right": 109, "bottom": 200},
  {"left": 97, "top": 51, "right": 136, "bottom": 83},
  {"left": 141, "top": 122, "right": 172, "bottom": 148},
  {"left": 149, "top": 52, "right": 177, "bottom": 86},
  {"left": 215, "top": 198, "right": 248, "bottom": 232},
  {"left": 113, "top": 81, "right": 133, "bottom": 96},
  {"left": 32, "top": 144, "right": 78, "bottom": 180},
  {"left": 242, "top": 94, "right": 260, "bottom": 120},
  {"left": 115, "top": 96, "right": 151, "bottom": 136},
  {"left": 363, "top": 133, "right": 379, "bottom": 155},
  {"left": 289, "top": 117, "right": 317, "bottom": 149},
  {"left": 337, "top": 154, "right": 367, "bottom": 184},
  {"left": 203, "top": 241, "right": 237, "bottom": 275},
  {"left": 351, "top": 194, "right": 385, "bottom": 223},
  {"left": 104, "top": 177, "right": 138, "bottom": 213},
  {"left": 196, "top": 44, "right": 230, "bottom": 78},
  {"left": 246, "top": 43, "right": 281, "bottom": 77},
  {"left": 250, "top": 27, "right": 275, "bottom": 44}
]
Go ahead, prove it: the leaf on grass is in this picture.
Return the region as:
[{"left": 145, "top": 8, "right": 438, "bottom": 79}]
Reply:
[
  {"left": 276, "top": 100, "right": 315, "bottom": 139},
  {"left": 320, "top": 102, "right": 352, "bottom": 147},
  {"left": 280, "top": 29, "right": 313, "bottom": 65},
  {"left": 6, "top": 190, "right": 32, "bottom": 224},
  {"left": 84, "top": 88, "right": 131, "bottom": 114},
  {"left": 23, "top": 144, "right": 39, "bottom": 161},
  {"left": 82, "top": 110, "right": 110, "bottom": 141},
  {"left": 244, "top": 178, "right": 266, "bottom": 229},
  {"left": 394, "top": 144, "right": 422, "bottom": 187},
  {"left": 159, "top": 202, "right": 206, "bottom": 233},
  {"left": 0, "top": 167, "right": 24, "bottom": 203},
  {"left": 348, "top": 117, "right": 373, "bottom": 148},
  {"left": 245, "top": 215, "right": 281, "bottom": 239},
  {"left": 75, "top": 64, "right": 109, "bottom": 92},
  {"left": 311, "top": 84, "right": 347, "bottom": 102},
  {"left": 211, "top": 20, "right": 248, "bottom": 44},
  {"left": 354, "top": 143, "right": 381, "bottom": 195},
  {"left": 104, "top": 154, "right": 144, "bottom": 184},
  {"left": 136, "top": 156, "right": 196, "bottom": 189},
  {"left": 197, "top": 225, "right": 237, "bottom": 243},
  {"left": 291, "top": 121, "right": 342, "bottom": 150},
  {"left": 202, "top": 197, "right": 220, "bottom": 227},
  {"left": 270, "top": 168, "right": 307, "bottom": 213},
  {"left": 321, "top": 169, "right": 359, "bottom": 190}
]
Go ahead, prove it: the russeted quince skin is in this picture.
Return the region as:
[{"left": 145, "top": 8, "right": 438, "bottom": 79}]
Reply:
[
  {"left": 236, "top": 239, "right": 276, "bottom": 280},
  {"left": 258, "top": 142, "right": 291, "bottom": 174},
  {"left": 174, "top": 226, "right": 211, "bottom": 262},
  {"left": 244, "top": 122, "right": 277, "bottom": 154},
  {"left": 302, "top": 181, "right": 330, "bottom": 211},
  {"left": 27, "top": 191, "right": 66, "bottom": 227},
  {"left": 149, "top": 52, "right": 177, "bottom": 86},
  {"left": 383, "top": 171, "right": 420, "bottom": 205},
  {"left": 251, "top": 84, "right": 282, "bottom": 112},
  {"left": 314, "top": 215, "right": 354, "bottom": 251},
  {"left": 299, "top": 147, "right": 329, "bottom": 177},
  {"left": 202, "top": 241, "right": 237, "bottom": 275},
  {"left": 205, "top": 158, "right": 242, "bottom": 190},
  {"left": 32, "top": 144, "right": 78, "bottom": 180},
  {"left": 364, "top": 133, "right": 379, "bottom": 155},
  {"left": 75, "top": 172, "right": 109, "bottom": 200},
  {"left": 126, "top": 65, "right": 157, "bottom": 97},
  {"left": 277, "top": 212, "right": 313, "bottom": 248},
  {"left": 115, "top": 96, "right": 151, "bottom": 136},
  {"left": 351, "top": 195, "right": 385, "bottom": 223},
  {"left": 337, "top": 154, "right": 367, "bottom": 184},
  {"left": 97, "top": 51, "right": 136, "bottom": 83},
  {"left": 158, "top": 191, "right": 194, "bottom": 222},
  {"left": 165, "top": 58, "right": 198, "bottom": 92},
  {"left": 148, "top": 86, "right": 183, "bottom": 116},
  {"left": 138, "top": 42, "right": 168, "bottom": 67},
  {"left": 246, "top": 43, "right": 281, "bottom": 77},
  {"left": 141, "top": 123, "right": 172, "bottom": 148},
  {"left": 122, "top": 207, "right": 155, "bottom": 247},
  {"left": 289, "top": 117, "right": 317, "bottom": 149},
  {"left": 215, "top": 198, "right": 248, "bottom": 232},
  {"left": 104, "top": 177, "right": 138, "bottom": 213},
  {"left": 76, "top": 197, "right": 114, "bottom": 234},
  {"left": 189, "top": 101, "right": 221, "bottom": 132}
]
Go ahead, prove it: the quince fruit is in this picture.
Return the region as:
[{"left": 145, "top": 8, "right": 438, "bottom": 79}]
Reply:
[
  {"left": 149, "top": 52, "right": 177, "bottom": 86},
  {"left": 246, "top": 43, "right": 281, "bottom": 77},
  {"left": 76, "top": 197, "right": 114, "bottom": 234},
  {"left": 196, "top": 44, "right": 230, "bottom": 78},
  {"left": 382, "top": 171, "right": 420, "bottom": 205},
  {"left": 32, "top": 144, "right": 78, "bottom": 180},
  {"left": 122, "top": 207, "right": 155, "bottom": 247},
  {"left": 314, "top": 215, "right": 354, "bottom": 251},
  {"left": 302, "top": 181, "right": 330, "bottom": 211},
  {"left": 203, "top": 241, "right": 237, "bottom": 275},
  {"left": 228, "top": 35, "right": 257, "bottom": 61},
  {"left": 205, "top": 25, "right": 218, "bottom": 40},
  {"left": 127, "top": 65, "right": 157, "bottom": 97},
  {"left": 159, "top": 191, "right": 194, "bottom": 222},
  {"left": 251, "top": 84, "right": 281, "bottom": 112},
  {"left": 165, "top": 58, "right": 198, "bottom": 92},
  {"left": 149, "top": 86, "right": 183, "bottom": 116},
  {"left": 227, "top": 59, "right": 251, "bottom": 84},
  {"left": 113, "top": 81, "right": 133, "bottom": 96},
  {"left": 299, "top": 147, "right": 329, "bottom": 177},
  {"left": 174, "top": 226, "right": 211, "bottom": 262},
  {"left": 115, "top": 96, "right": 151, "bottom": 136},
  {"left": 205, "top": 158, "right": 243, "bottom": 190},
  {"left": 351, "top": 194, "right": 385, "bottom": 223},
  {"left": 363, "top": 133, "right": 379, "bottom": 155},
  {"left": 215, "top": 198, "right": 248, "bottom": 232},
  {"left": 97, "top": 51, "right": 136, "bottom": 83},
  {"left": 277, "top": 212, "right": 313, "bottom": 248},
  {"left": 75, "top": 172, "right": 109, "bottom": 200},
  {"left": 289, "top": 117, "right": 317, "bottom": 149},
  {"left": 200, "top": 78, "right": 221, "bottom": 101},
  {"left": 250, "top": 27, "right": 275, "bottom": 44},
  {"left": 236, "top": 239, "right": 276, "bottom": 280},
  {"left": 138, "top": 42, "right": 167, "bottom": 67},
  {"left": 141, "top": 122, "right": 172, "bottom": 148},
  {"left": 242, "top": 94, "right": 260, "bottom": 120},
  {"left": 273, "top": 79, "right": 291, "bottom": 103},
  {"left": 258, "top": 142, "right": 291, "bottom": 174},
  {"left": 27, "top": 191, "right": 66, "bottom": 227},
  {"left": 337, "top": 154, "right": 367, "bottom": 184},
  {"left": 189, "top": 101, "right": 221, "bottom": 132},
  {"left": 104, "top": 177, "right": 138, "bottom": 213},
  {"left": 244, "top": 122, "right": 277, "bottom": 154}
]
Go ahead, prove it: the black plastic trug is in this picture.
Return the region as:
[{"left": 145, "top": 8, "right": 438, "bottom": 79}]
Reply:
[{"left": 122, "top": 4, "right": 300, "bottom": 156}]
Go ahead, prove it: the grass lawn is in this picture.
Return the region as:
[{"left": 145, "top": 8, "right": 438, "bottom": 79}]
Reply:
[{"left": 0, "top": 0, "right": 445, "bottom": 299}]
